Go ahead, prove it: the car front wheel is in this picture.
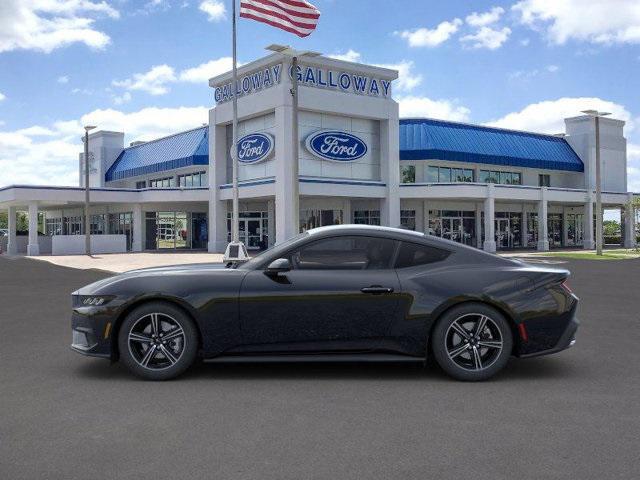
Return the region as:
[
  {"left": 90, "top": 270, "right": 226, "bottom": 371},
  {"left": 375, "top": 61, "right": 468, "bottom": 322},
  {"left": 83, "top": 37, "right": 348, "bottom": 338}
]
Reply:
[
  {"left": 118, "top": 302, "right": 198, "bottom": 380},
  {"left": 431, "top": 303, "right": 513, "bottom": 381}
]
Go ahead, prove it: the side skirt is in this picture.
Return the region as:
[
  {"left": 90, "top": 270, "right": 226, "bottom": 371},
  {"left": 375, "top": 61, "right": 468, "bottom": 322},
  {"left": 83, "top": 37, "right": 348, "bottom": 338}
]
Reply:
[{"left": 204, "top": 353, "right": 426, "bottom": 364}]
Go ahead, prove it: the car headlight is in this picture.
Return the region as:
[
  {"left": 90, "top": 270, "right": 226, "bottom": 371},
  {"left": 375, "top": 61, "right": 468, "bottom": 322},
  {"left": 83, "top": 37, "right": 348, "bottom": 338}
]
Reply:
[{"left": 75, "top": 295, "right": 115, "bottom": 307}]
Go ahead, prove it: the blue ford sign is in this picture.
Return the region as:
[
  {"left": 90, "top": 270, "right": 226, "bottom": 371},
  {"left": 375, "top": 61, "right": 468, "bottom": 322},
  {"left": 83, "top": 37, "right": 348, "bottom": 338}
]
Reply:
[
  {"left": 235, "top": 133, "right": 274, "bottom": 164},
  {"left": 305, "top": 130, "right": 367, "bottom": 162}
]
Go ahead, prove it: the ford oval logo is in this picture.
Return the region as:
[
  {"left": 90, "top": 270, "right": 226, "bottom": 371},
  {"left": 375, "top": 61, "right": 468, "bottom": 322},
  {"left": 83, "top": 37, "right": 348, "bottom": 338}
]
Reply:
[
  {"left": 305, "top": 130, "right": 368, "bottom": 162},
  {"left": 234, "top": 133, "right": 274, "bottom": 164}
]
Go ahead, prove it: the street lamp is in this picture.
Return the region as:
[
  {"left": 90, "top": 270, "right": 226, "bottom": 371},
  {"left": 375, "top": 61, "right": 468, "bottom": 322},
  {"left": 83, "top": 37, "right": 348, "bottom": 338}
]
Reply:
[
  {"left": 581, "top": 110, "right": 610, "bottom": 256},
  {"left": 83, "top": 125, "right": 96, "bottom": 256},
  {"left": 266, "top": 44, "right": 320, "bottom": 237}
]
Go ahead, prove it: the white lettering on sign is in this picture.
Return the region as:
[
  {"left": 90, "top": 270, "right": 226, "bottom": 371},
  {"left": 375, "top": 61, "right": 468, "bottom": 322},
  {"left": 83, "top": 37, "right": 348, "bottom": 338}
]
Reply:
[{"left": 214, "top": 64, "right": 283, "bottom": 104}]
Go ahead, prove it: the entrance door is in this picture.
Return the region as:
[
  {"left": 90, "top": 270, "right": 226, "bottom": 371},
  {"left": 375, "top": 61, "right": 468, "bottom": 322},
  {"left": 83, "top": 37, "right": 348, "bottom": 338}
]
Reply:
[
  {"left": 496, "top": 218, "right": 512, "bottom": 249},
  {"left": 243, "top": 219, "right": 263, "bottom": 250},
  {"left": 238, "top": 235, "right": 401, "bottom": 351}
]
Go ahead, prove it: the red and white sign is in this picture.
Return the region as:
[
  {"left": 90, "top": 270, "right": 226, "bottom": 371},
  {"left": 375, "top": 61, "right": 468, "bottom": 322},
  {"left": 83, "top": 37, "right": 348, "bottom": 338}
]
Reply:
[{"left": 240, "top": 0, "right": 320, "bottom": 38}]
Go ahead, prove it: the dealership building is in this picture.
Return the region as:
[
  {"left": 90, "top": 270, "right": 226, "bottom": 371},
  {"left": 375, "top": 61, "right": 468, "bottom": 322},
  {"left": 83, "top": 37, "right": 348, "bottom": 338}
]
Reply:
[{"left": 0, "top": 52, "right": 637, "bottom": 256}]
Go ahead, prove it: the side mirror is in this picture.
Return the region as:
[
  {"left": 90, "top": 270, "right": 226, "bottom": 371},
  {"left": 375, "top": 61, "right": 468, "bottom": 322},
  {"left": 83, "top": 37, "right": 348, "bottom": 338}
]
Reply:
[{"left": 265, "top": 258, "right": 291, "bottom": 275}]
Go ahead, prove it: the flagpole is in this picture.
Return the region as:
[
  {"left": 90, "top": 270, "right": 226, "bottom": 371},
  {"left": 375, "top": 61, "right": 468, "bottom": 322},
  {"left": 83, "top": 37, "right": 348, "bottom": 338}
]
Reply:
[
  {"left": 231, "top": 0, "right": 240, "bottom": 244},
  {"left": 291, "top": 55, "right": 300, "bottom": 235}
]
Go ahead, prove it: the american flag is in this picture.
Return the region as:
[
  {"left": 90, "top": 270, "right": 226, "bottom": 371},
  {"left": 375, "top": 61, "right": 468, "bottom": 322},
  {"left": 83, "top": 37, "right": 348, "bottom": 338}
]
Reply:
[{"left": 240, "top": 0, "right": 321, "bottom": 38}]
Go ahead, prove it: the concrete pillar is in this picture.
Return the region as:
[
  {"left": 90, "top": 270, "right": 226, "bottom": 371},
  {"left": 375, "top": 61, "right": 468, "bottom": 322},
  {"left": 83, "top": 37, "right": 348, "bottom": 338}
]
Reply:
[
  {"left": 132, "top": 204, "right": 143, "bottom": 252},
  {"left": 537, "top": 187, "right": 550, "bottom": 251},
  {"left": 274, "top": 104, "right": 298, "bottom": 244},
  {"left": 583, "top": 194, "right": 595, "bottom": 249},
  {"left": 208, "top": 120, "right": 230, "bottom": 253},
  {"left": 475, "top": 203, "right": 483, "bottom": 249},
  {"left": 7, "top": 206, "right": 17, "bottom": 255},
  {"left": 624, "top": 194, "right": 636, "bottom": 248},
  {"left": 483, "top": 185, "right": 496, "bottom": 253},
  {"left": 27, "top": 203, "right": 40, "bottom": 256},
  {"left": 423, "top": 200, "right": 430, "bottom": 235},
  {"left": 380, "top": 115, "right": 401, "bottom": 228},
  {"left": 267, "top": 198, "right": 275, "bottom": 247}
]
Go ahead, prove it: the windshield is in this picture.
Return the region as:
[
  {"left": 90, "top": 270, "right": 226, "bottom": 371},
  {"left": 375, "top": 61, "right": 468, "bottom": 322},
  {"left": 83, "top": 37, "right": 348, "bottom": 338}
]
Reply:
[{"left": 239, "top": 232, "right": 309, "bottom": 270}]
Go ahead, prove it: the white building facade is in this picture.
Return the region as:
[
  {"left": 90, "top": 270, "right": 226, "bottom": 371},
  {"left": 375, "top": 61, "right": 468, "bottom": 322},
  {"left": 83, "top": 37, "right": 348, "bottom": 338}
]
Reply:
[{"left": 0, "top": 52, "right": 637, "bottom": 255}]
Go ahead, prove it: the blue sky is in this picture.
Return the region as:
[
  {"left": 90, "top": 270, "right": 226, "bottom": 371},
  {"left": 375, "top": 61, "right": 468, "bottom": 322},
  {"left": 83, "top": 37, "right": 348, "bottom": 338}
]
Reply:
[{"left": 1, "top": 0, "right": 639, "bottom": 191}]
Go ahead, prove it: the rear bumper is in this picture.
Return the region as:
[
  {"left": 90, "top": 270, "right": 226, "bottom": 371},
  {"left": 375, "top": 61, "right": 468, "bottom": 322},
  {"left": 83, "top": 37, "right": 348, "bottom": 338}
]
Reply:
[{"left": 519, "top": 315, "right": 579, "bottom": 359}]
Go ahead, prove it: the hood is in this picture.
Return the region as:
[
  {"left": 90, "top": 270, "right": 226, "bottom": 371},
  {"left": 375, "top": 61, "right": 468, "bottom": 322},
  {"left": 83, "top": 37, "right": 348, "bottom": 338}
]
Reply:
[{"left": 73, "top": 262, "right": 231, "bottom": 295}]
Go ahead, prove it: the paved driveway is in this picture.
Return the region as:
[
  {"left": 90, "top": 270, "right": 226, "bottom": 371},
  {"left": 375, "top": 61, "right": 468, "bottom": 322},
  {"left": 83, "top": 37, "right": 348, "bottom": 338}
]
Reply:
[{"left": 1, "top": 255, "right": 639, "bottom": 480}]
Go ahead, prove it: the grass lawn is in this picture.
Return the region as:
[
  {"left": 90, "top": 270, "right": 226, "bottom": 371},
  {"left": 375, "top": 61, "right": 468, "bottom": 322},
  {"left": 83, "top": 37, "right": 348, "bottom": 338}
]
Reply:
[{"left": 540, "top": 249, "right": 640, "bottom": 260}]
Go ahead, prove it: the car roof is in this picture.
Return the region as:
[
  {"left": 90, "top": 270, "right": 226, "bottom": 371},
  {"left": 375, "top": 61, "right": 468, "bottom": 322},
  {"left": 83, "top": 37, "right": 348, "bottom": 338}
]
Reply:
[{"left": 307, "top": 224, "right": 426, "bottom": 238}]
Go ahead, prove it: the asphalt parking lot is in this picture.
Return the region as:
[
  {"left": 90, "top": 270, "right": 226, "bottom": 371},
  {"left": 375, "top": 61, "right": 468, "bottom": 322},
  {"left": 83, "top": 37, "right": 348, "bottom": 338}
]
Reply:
[{"left": 1, "top": 255, "right": 639, "bottom": 480}]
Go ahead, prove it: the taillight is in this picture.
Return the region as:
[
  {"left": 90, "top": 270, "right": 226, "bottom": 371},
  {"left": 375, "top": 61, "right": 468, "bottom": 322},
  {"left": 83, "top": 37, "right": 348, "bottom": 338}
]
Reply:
[{"left": 560, "top": 280, "right": 573, "bottom": 295}]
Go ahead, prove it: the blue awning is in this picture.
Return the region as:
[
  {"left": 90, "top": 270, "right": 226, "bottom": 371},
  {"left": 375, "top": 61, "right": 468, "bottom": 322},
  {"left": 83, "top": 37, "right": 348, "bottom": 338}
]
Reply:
[
  {"left": 399, "top": 118, "right": 584, "bottom": 172},
  {"left": 105, "top": 126, "right": 209, "bottom": 182}
]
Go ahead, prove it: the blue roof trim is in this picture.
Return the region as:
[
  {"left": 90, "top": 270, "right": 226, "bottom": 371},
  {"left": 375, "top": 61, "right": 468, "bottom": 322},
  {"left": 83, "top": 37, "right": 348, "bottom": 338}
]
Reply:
[
  {"left": 399, "top": 118, "right": 584, "bottom": 172},
  {"left": 105, "top": 126, "right": 209, "bottom": 181}
]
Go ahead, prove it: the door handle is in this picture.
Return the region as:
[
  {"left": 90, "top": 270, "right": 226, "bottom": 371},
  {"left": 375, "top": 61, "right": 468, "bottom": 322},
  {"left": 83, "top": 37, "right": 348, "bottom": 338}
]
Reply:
[{"left": 361, "top": 286, "right": 394, "bottom": 294}]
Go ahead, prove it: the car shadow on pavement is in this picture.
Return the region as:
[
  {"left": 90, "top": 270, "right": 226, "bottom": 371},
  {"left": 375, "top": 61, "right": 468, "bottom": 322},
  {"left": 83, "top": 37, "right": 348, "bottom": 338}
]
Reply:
[{"left": 72, "top": 355, "right": 578, "bottom": 383}]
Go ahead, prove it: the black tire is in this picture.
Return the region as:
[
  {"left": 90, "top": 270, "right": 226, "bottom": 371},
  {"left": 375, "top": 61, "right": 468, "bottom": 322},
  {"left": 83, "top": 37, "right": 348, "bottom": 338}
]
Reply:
[
  {"left": 431, "top": 303, "right": 513, "bottom": 381},
  {"left": 118, "top": 302, "right": 198, "bottom": 380}
]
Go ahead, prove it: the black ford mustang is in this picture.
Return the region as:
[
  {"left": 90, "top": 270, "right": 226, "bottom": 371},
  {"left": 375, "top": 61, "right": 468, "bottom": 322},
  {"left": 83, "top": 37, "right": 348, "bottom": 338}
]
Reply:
[{"left": 71, "top": 225, "right": 578, "bottom": 381}]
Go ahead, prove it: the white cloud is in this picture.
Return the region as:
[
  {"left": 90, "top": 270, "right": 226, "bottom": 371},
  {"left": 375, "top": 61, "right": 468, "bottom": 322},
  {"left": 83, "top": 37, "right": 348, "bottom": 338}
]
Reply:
[
  {"left": 57, "top": 75, "right": 69, "bottom": 84},
  {"left": 112, "top": 91, "right": 132, "bottom": 105},
  {"left": 466, "top": 7, "right": 505, "bottom": 27},
  {"left": 179, "top": 57, "right": 233, "bottom": 83},
  {"left": 546, "top": 64, "right": 560, "bottom": 73},
  {"left": 328, "top": 50, "right": 362, "bottom": 63},
  {"left": 461, "top": 26, "right": 511, "bottom": 50},
  {"left": 199, "top": 0, "right": 226, "bottom": 21},
  {"left": 112, "top": 64, "right": 177, "bottom": 95},
  {"left": 396, "top": 19, "right": 463, "bottom": 47},
  {"left": 509, "top": 64, "right": 560, "bottom": 81},
  {"left": 374, "top": 60, "right": 423, "bottom": 93},
  {"left": 486, "top": 97, "right": 634, "bottom": 134},
  {"left": 397, "top": 96, "right": 471, "bottom": 122},
  {"left": 513, "top": 0, "right": 640, "bottom": 45},
  {"left": 0, "top": 92, "right": 5, "bottom": 102},
  {"left": 0, "top": 0, "right": 119, "bottom": 53},
  {"left": 520, "top": 38, "right": 530, "bottom": 46},
  {"left": 0, "top": 106, "right": 209, "bottom": 188}
]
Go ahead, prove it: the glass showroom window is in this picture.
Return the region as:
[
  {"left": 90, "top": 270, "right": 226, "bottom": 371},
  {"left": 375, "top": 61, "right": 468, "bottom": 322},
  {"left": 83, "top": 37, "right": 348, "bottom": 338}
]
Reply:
[
  {"left": 90, "top": 214, "right": 107, "bottom": 235},
  {"left": 400, "top": 210, "right": 416, "bottom": 230},
  {"left": 479, "top": 170, "right": 522, "bottom": 185},
  {"left": 427, "top": 166, "right": 473, "bottom": 183},
  {"left": 539, "top": 174, "right": 551, "bottom": 187},
  {"left": 136, "top": 181, "right": 146, "bottom": 189},
  {"left": 178, "top": 171, "right": 207, "bottom": 188},
  {"left": 300, "top": 209, "right": 343, "bottom": 232},
  {"left": 354, "top": 210, "right": 381, "bottom": 225},
  {"left": 149, "top": 177, "right": 175, "bottom": 188},
  {"left": 400, "top": 165, "right": 416, "bottom": 183},
  {"left": 45, "top": 218, "right": 63, "bottom": 236}
]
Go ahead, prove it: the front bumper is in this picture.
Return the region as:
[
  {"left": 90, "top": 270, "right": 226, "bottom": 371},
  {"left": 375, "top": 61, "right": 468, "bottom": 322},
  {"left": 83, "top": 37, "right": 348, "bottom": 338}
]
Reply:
[{"left": 70, "top": 306, "right": 117, "bottom": 359}]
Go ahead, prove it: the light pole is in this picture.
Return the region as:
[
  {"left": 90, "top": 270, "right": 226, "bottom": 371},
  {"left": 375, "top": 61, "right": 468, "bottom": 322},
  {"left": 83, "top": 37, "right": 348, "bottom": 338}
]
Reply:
[
  {"left": 83, "top": 125, "right": 96, "bottom": 255},
  {"left": 266, "top": 44, "right": 320, "bottom": 236},
  {"left": 581, "top": 110, "right": 610, "bottom": 256}
]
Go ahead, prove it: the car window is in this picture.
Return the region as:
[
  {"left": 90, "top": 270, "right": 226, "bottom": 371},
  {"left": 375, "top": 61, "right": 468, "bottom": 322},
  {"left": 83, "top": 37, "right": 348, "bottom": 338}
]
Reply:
[
  {"left": 394, "top": 241, "right": 450, "bottom": 268},
  {"left": 288, "top": 236, "right": 397, "bottom": 270}
]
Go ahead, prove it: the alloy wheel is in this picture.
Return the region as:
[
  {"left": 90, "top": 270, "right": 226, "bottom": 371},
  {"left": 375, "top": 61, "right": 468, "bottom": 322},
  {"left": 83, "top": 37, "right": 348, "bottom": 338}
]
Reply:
[
  {"left": 445, "top": 313, "right": 503, "bottom": 371},
  {"left": 127, "top": 313, "right": 186, "bottom": 370}
]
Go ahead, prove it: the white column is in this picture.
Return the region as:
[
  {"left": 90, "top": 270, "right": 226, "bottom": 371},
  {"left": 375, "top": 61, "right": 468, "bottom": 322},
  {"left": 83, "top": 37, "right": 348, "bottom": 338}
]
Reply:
[
  {"left": 583, "top": 193, "right": 594, "bottom": 249},
  {"left": 267, "top": 199, "right": 275, "bottom": 247},
  {"left": 423, "top": 200, "right": 430, "bottom": 235},
  {"left": 380, "top": 114, "right": 401, "bottom": 228},
  {"left": 132, "top": 204, "right": 143, "bottom": 252},
  {"left": 7, "top": 206, "right": 17, "bottom": 255},
  {"left": 274, "top": 104, "right": 297, "bottom": 244},
  {"left": 624, "top": 193, "right": 636, "bottom": 248},
  {"left": 208, "top": 120, "right": 230, "bottom": 253},
  {"left": 483, "top": 185, "right": 496, "bottom": 253},
  {"left": 27, "top": 203, "right": 40, "bottom": 256},
  {"left": 537, "top": 187, "right": 550, "bottom": 251},
  {"left": 475, "top": 203, "right": 483, "bottom": 249}
]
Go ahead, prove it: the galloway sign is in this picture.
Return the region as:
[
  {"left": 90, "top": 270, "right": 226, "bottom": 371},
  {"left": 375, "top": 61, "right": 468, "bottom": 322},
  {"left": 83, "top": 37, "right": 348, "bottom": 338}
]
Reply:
[
  {"left": 305, "top": 131, "right": 368, "bottom": 162},
  {"left": 234, "top": 133, "right": 275, "bottom": 164},
  {"left": 214, "top": 64, "right": 283, "bottom": 104}
]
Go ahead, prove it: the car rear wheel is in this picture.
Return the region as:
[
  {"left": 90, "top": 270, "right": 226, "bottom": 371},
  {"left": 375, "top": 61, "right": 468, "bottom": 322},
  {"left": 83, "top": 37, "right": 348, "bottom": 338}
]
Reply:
[
  {"left": 431, "top": 303, "right": 513, "bottom": 381},
  {"left": 118, "top": 302, "right": 198, "bottom": 380}
]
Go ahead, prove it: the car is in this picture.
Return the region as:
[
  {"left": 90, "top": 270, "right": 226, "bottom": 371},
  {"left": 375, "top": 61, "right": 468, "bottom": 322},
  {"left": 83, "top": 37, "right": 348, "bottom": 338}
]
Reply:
[
  {"left": 70, "top": 225, "right": 579, "bottom": 381},
  {"left": 0, "top": 228, "right": 8, "bottom": 237}
]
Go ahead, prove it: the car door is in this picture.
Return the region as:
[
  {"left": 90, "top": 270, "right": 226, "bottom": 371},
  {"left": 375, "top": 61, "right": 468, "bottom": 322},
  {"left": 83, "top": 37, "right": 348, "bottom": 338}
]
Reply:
[{"left": 238, "top": 235, "right": 402, "bottom": 351}]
